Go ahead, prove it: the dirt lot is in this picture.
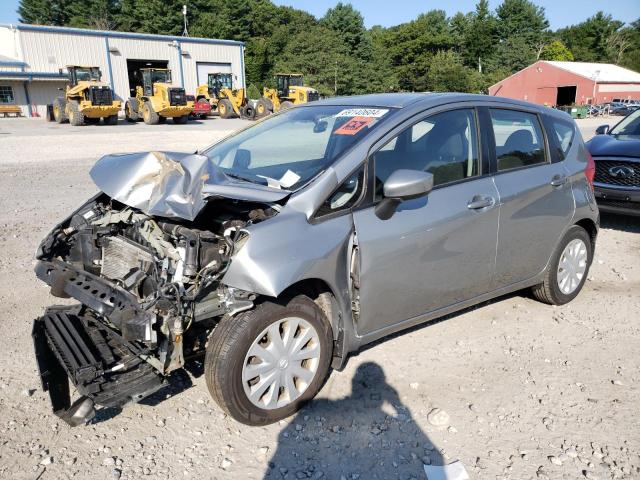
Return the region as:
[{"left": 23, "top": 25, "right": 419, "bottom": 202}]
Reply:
[{"left": 0, "top": 116, "right": 638, "bottom": 480}]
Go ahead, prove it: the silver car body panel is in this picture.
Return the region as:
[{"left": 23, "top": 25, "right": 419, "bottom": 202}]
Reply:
[{"left": 352, "top": 176, "right": 500, "bottom": 336}]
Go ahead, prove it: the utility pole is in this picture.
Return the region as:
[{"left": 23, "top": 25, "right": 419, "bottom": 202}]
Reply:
[
  {"left": 182, "top": 5, "right": 189, "bottom": 37},
  {"left": 334, "top": 60, "right": 338, "bottom": 96}
]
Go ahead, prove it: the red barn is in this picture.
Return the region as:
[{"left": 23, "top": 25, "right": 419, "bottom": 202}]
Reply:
[{"left": 489, "top": 61, "right": 640, "bottom": 106}]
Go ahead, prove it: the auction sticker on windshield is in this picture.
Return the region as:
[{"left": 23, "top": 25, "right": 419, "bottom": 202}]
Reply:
[
  {"left": 336, "top": 108, "right": 389, "bottom": 118},
  {"left": 335, "top": 116, "right": 376, "bottom": 135}
]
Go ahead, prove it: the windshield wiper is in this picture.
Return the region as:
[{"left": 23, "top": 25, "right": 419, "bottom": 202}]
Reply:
[{"left": 224, "top": 172, "right": 265, "bottom": 185}]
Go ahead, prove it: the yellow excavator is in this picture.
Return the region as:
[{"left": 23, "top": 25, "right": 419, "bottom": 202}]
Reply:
[
  {"left": 52, "top": 66, "right": 121, "bottom": 126},
  {"left": 256, "top": 73, "right": 319, "bottom": 118},
  {"left": 196, "top": 72, "right": 255, "bottom": 119},
  {"left": 125, "top": 68, "right": 193, "bottom": 124}
]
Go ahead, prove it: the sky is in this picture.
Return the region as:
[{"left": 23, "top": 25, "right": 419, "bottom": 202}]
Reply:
[{"left": 0, "top": 0, "right": 638, "bottom": 30}]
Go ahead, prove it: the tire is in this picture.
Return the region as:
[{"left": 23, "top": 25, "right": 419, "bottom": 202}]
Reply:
[
  {"left": 255, "top": 98, "right": 271, "bottom": 118},
  {"left": 218, "top": 99, "right": 235, "bottom": 119},
  {"left": 173, "top": 115, "right": 188, "bottom": 124},
  {"left": 199, "top": 114, "right": 208, "bottom": 120},
  {"left": 104, "top": 114, "right": 118, "bottom": 125},
  {"left": 531, "top": 225, "right": 593, "bottom": 305},
  {"left": 125, "top": 99, "right": 139, "bottom": 122},
  {"left": 52, "top": 98, "right": 67, "bottom": 123},
  {"left": 242, "top": 104, "right": 256, "bottom": 120},
  {"left": 280, "top": 100, "right": 294, "bottom": 110},
  {"left": 68, "top": 101, "right": 85, "bottom": 126},
  {"left": 205, "top": 295, "right": 333, "bottom": 426},
  {"left": 142, "top": 101, "right": 159, "bottom": 125}
]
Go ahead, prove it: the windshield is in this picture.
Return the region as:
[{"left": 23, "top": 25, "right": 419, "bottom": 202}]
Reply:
[
  {"left": 209, "top": 74, "right": 232, "bottom": 89},
  {"left": 202, "top": 105, "right": 395, "bottom": 190},
  {"left": 146, "top": 70, "right": 171, "bottom": 85},
  {"left": 288, "top": 76, "right": 304, "bottom": 87},
  {"left": 610, "top": 109, "right": 640, "bottom": 138},
  {"left": 74, "top": 67, "right": 101, "bottom": 82}
]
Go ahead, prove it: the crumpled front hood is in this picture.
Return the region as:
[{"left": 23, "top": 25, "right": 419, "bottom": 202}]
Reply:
[{"left": 90, "top": 151, "right": 289, "bottom": 221}]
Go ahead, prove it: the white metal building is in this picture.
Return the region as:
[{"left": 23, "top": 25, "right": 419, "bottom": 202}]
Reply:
[{"left": 0, "top": 23, "right": 245, "bottom": 118}]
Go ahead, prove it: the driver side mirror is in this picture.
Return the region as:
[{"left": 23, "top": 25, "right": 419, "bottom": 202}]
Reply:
[
  {"left": 595, "top": 124, "right": 610, "bottom": 135},
  {"left": 375, "top": 169, "right": 434, "bottom": 220}
]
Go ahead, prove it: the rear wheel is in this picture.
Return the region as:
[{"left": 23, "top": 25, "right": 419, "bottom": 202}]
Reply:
[
  {"left": 205, "top": 295, "right": 332, "bottom": 425},
  {"left": 173, "top": 115, "right": 188, "bottom": 124},
  {"left": 104, "top": 114, "right": 118, "bottom": 125},
  {"left": 532, "top": 225, "right": 592, "bottom": 305},
  {"left": 218, "top": 99, "right": 235, "bottom": 119},
  {"left": 52, "top": 98, "right": 67, "bottom": 123},
  {"left": 68, "top": 101, "right": 85, "bottom": 126},
  {"left": 142, "top": 101, "right": 159, "bottom": 125}
]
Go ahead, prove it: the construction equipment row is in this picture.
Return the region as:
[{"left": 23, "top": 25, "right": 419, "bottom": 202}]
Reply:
[{"left": 49, "top": 66, "right": 319, "bottom": 126}]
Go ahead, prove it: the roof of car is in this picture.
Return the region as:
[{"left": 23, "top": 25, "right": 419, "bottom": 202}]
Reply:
[{"left": 312, "top": 92, "right": 552, "bottom": 111}]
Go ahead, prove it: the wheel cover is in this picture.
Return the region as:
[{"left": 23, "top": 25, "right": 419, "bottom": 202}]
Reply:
[
  {"left": 242, "top": 316, "right": 321, "bottom": 410},
  {"left": 219, "top": 103, "right": 226, "bottom": 115},
  {"left": 557, "top": 238, "right": 588, "bottom": 295}
]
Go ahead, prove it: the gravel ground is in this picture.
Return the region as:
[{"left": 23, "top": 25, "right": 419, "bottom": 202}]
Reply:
[{"left": 0, "top": 115, "right": 638, "bottom": 480}]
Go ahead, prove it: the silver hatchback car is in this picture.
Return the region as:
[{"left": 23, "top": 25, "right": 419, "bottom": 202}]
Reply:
[{"left": 33, "top": 93, "right": 598, "bottom": 426}]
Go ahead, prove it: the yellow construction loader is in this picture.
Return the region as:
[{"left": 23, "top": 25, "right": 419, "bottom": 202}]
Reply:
[
  {"left": 195, "top": 72, "right": 233, "bottom": 115},
  {"left": 125, "top": 68, "right": 193, "bottom": 124},
  {"left": 195, "top": 72, "right": 255, "bottom": 119},
  {"left": 52, "top": 66, "right": 121, "bottom": 126},
  {"left": 256, "top": 73, "right": 319, "bottom": 118}
]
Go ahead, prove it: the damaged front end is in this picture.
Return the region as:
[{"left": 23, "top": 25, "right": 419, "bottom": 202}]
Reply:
[{"left": 33, "top": 152, "right": 281, "bottom": 425}]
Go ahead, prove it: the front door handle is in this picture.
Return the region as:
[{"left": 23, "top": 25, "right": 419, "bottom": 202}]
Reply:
[
  {"left": 467, "top": 195, "right": 495, "bottom": 210},
  {"left": 550, "top": 174, "right": 568, "bottom": 187}
]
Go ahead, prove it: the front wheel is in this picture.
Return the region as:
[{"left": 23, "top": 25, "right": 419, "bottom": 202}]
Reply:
[
  {"left": 205, "top": 295, "right": 333, "bottom": 426},
  {"left": 531, "top": 225, "right": 593, "bottom": 305}
]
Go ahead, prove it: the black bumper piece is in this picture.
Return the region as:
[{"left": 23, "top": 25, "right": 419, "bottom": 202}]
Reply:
[
  {"left": 594, "top": 184, "right": 640, "bottom": 217},
  {"left": 33, "top": 306, "right": 165, "bottom": 426}
]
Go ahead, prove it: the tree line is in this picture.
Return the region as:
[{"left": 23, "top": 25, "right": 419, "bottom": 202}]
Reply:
[{"left": 17, "top": 0, "right": 640, "bottom": 96}]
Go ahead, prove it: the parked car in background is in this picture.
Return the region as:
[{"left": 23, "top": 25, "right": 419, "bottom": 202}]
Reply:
[
  {"left": 187, "top": 94, "right": 211, "bottom": 119},
  {"left": 589, "top": 109, "right": 640, "bottom": 216},
  {"left": 33, "top": 93, "right": 598, "bottom": 427}
]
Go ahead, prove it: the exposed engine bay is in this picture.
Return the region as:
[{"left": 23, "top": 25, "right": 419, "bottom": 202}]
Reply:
[{"left": 33, "top": 190, "right": 278, "bottom": 425}]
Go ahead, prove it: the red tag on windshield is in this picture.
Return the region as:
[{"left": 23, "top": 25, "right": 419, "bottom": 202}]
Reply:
[{"left": 335, "top": 116, "right": 375, "bottom": 135}]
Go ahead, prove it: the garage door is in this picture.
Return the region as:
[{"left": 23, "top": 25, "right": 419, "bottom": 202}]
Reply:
[{"left": 196, "top": 62, "right": 233, "bottom": 86}]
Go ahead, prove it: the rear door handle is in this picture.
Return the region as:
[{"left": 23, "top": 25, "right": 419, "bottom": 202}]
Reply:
[
  {"left": 550, "top": 174, "right": 568, "bottom": 187},
  {"left": 467, "top": 195, "right": 495, "bottom": 210}
]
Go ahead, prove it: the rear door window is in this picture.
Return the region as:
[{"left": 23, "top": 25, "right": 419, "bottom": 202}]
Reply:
[{"left": 490, "top": 109, "right": 547, "bottom": 172}]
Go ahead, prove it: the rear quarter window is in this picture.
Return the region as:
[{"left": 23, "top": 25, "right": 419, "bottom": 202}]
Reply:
[{"left": 550, "top": 118, "right": 576, "bottom": 160}]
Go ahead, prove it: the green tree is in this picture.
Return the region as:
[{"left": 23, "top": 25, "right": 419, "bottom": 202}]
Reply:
[
  {"left": 558, "top": 12, "right": 624, "bottom": 62},
  {"left": 274, "top": 25, "right": 355, "bottom": 96},
  {"left": 321, "top": 3, "right": 371, "bottom": 61},
  {"left": 427, "top": 50, "right": 483, "bottom": 92},
  {"left": 67, "top": 0, "right": 119, "bottom": 30},
  {"left": 540, "top": 39, "right": 574, "bottom": 61},
  {"left": 462, "top": 0, "right": 497, "bottom": 71},
  {"left": 620, "top": 19, "right": 640, "bottom": 72},
  {"left": 385, "top": 10, "right": 454, "bottom": 91},
  {"left": 18, "top": 0, "right": 70, "bottom": 25}
]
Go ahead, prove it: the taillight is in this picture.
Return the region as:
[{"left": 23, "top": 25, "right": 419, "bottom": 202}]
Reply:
[{"left": 585, "top": 151, "right": 595, "bottom": 190}]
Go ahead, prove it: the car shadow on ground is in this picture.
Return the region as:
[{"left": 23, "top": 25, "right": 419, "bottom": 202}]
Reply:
[
  {"left": 600, "top": 213, "right": 640, "bottom": 234},
  {"left": 263, "top": 362, "right": 444, "bottom": 479}
]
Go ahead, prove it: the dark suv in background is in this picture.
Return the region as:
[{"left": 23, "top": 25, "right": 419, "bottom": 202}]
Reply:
[{"left": 589, "top": 109, "right": 640, "bottom": 216}]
